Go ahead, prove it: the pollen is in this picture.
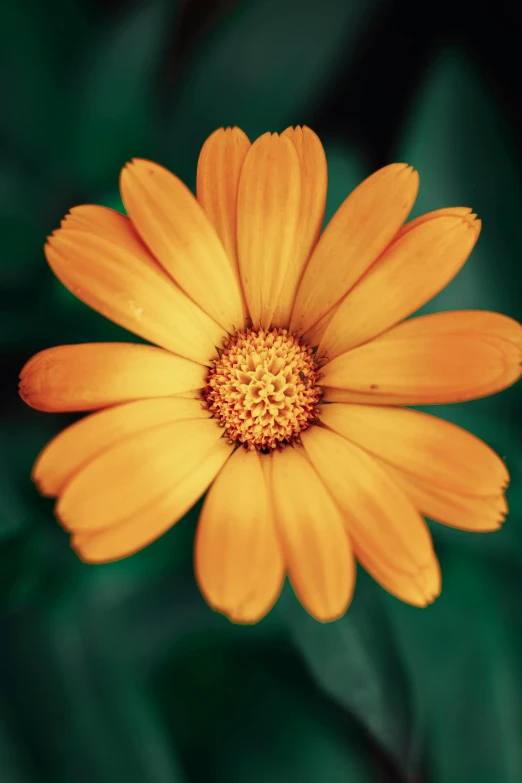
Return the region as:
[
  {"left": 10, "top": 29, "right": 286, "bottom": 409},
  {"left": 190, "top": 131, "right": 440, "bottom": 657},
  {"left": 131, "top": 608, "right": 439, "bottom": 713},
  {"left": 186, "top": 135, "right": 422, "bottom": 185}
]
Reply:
[{"left": 203, "top": 327, "right": 323, "bottom": 451}]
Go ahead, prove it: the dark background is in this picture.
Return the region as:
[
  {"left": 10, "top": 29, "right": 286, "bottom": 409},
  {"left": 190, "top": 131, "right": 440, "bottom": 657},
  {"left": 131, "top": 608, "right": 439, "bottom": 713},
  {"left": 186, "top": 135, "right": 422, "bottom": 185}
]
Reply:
[{"left": 2, "top": 1, "right": 522, "bottom": 781}]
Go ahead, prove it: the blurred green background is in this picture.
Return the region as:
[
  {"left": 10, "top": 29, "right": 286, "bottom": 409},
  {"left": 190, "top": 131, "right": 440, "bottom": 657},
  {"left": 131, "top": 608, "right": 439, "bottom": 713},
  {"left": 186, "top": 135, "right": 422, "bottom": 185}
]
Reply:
[{"left": 2, "top": 0, "right": 522, "bottom": 781}]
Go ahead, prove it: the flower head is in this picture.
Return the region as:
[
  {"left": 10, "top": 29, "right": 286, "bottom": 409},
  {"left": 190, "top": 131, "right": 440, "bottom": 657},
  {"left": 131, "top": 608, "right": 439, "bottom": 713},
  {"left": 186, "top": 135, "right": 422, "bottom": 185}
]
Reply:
[{"left": 19, "top": 126, "right": 522, "bottom": 623}]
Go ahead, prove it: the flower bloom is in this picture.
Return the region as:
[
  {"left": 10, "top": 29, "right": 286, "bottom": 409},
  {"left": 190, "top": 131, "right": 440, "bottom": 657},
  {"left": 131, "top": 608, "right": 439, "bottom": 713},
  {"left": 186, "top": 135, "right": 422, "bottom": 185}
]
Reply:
[{"left": 19, "top": 126, "right": 522, "bottom": 623}]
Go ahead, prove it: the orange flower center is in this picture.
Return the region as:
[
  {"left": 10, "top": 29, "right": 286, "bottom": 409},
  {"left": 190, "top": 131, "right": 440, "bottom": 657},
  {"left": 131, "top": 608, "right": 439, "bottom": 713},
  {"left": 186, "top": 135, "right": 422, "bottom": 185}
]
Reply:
[{"left": 203, "top": 327, "right": 323, "bottom": 451}]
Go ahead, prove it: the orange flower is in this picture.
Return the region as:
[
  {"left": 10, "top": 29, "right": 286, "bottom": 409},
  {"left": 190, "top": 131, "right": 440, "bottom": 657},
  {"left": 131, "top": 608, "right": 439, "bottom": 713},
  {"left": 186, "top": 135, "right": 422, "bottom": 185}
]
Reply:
[{"left": 19, "top": 126, "right": 522, "bottom": 623}]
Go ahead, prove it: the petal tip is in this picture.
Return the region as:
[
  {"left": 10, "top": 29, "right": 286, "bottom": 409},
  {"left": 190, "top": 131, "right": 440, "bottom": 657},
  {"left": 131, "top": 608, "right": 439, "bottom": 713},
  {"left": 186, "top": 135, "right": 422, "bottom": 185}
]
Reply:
[{"left": 32, "top": 472, "right": 53, "bottom": 498}]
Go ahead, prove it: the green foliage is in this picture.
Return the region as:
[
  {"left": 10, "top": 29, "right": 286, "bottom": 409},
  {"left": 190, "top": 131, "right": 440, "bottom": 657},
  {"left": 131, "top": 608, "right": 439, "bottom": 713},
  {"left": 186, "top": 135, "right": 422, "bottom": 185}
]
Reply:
[
  {"left": 386, "top": 545, "right": 522, "bottom": 783},
  {"left": 72, "top": 0, "right": 175, "bottom": 189},
  {"left": 396, "top": 49, "right": 522, "bottom": 322},
  {"left": 164, "top": 0, "right": 383, "bottom": 186},
  {"left": 278, "top": 573, "right": 416, "bottom": 772}
]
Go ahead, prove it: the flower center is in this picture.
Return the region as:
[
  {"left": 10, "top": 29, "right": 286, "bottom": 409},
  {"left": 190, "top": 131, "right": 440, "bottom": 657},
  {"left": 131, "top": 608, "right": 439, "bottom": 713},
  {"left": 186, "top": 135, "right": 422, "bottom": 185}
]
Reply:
[{"left": 203, "top": 327, "right": 323, "bottom": 451}]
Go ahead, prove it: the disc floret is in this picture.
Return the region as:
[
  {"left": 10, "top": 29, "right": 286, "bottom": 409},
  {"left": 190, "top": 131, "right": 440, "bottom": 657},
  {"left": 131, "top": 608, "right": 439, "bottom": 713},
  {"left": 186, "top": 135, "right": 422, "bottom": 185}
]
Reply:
[{"left": 203, "top": 327, "right": 323, "bottom": 451}]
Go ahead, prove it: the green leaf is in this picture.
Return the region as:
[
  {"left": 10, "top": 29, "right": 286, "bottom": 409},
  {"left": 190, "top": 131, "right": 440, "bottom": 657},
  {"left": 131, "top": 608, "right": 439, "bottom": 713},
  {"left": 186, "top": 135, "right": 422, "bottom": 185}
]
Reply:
[
  {"left": 211, "top": 660, "right": 381, "bottom": 783},
  {"left": 395, "top": 49, "right": 522, "bottom": 323},
  {"left": 277, "top": 571, "right": 416, "bottom": 774},
  {"left": 386, "top": 544, "right": 522, "bottom": 783},
  {"left": 166, "top": 0, "right": 384, "bottom": 186},
  {"left": 151, "top": 628, "right": 380, "bottom": 781},
  {"left": 1, "top": 599, "right": 188, "bottom": 783},
  {"left": 0, "top": 708, "right": 38, "bottom": 783},
  {"left": 73, "top": 0, "right": 176, "bottom": 189}
]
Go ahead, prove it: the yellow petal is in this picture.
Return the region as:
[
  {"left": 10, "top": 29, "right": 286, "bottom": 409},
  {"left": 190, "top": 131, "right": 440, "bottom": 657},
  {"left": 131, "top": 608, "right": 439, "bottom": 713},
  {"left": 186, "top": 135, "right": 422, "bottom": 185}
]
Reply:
[
  {"left": 270, "top": 126, "right": 327, "bottom": 327},
  {"left": 290, "top": 163, "right": 419, "bottom": 335},
  {"left": 319, "top": 403, "right": 508, "bottom": 497},
  {"left": 380, "top": 461, "right": 508, "bottom": 532},
  {"left": 120, "top": 159, "right": 244, "bottom": 333},
  {"left": 237, "top": 132, "right": 301, "bottom": 329},
  {"left": 268, "top": 446, "right": 355, "bottom": 622},
  {"left": 195, "top": 448, "right": 285, "bottom": 624},
  {"left": 319, "top": 213, "right": 481, "bottom": 359},
  {"left": 172, "top": 388, "right": 205, "bottom": 399},
  {"left": 56, "top": 417, "right": 223, "bottom": 532},
  {"left": 301, "top": 426, "right": 440, "bottom": 607},
  {"left": 196, "top": 127, "right": 250, "bottom": 281},
  {"left": 33, "top": 397, "right": 210, "bottom": 497},
  {"left": 46, "top": 206, "right": 224, "bottom": 364},
  {"left": 73, "top": 439, "right": 233, "bottom": 562},
  {"left": 322, "top": 310, "right": 522, "bottom": 405},
  {"left": 19, "top": 343, "right": 207, "bottom": 412}
]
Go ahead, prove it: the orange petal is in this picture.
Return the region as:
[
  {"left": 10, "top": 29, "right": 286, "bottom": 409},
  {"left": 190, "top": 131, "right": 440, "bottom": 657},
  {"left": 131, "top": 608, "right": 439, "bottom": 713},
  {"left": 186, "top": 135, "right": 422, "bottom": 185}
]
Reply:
[
  {"left": 268, "top": 446, "right": 355, "bottom": 622},
  {"left": 302, "top": 197, "right": 468, "bottom": 350},
  {"left": 301, "top": 426, "right": 440, "bottom": 607},
  {"left": 300, "top": 210, "right": 473, "bottom": 348},
  {"left": 73, "top": 439, "right": 233, "bottom": 562},
  {"left": 195, "top": 448, "right": 285, "bottom": 624},
  {"left": 379, "top": 461, "right": 508, "bottom": 532},
  {"left": 270, "top": 126, "right": 327, "bottom": 327},
  {"left": 236, "top": 133, "right": 301, "bottom": 329},
  {"left": 19, "top": 343, "right": 207, "bottom": 412},
  {"left": 290, "top": 163, "right": 419, "bottom": 335},
  {"left": 120, "top": 159, "right": 244, "bottom": 333},
  {"left": 33, "top": 397, "right": 210, "bottom": 497},
  {"left": 196, "top": 127, "right": 250, "bottom": 281},
  {"left": 46, "top": 206, "right": 225, "bottom": 364},
  {"left": 319, "top": 403, "right": 509, "bottom": 497},
  {"left": 321, "top": 310, "right": 522, "bottom": 405},
  {"left": 301, "top": 304, "right": 339, "bottom": 348},
  {"left": 319, "top": 213, "right": 481, "bottom": 359},
  {"left": 396, "top": 206, "right": 473, "bottom": 237},
  {"left": 355, "top": 540, "right": 441, "bottom": 608},
  {"left": 300, "top": 209, "right": 474, "bottom": 350},
  {"left": 56, "top": 417, "right": 223, "bottom": 532}
]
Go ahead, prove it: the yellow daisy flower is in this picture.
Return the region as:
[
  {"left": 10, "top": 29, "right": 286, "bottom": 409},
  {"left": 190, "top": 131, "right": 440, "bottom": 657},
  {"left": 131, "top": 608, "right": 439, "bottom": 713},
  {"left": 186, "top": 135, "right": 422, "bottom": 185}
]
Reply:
[{"left": 19, "top": 126, "right": 522, "bottom": 623}]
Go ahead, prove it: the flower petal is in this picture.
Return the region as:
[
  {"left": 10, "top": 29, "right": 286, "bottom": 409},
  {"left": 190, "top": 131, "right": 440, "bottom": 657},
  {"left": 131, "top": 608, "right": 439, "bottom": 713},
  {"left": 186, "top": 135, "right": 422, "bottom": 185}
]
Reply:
[
  {"left": 319, "top": 403, "right": 509, "bottom": 497},
  {"left": 270, "top": 126, "right": 327, "bottom": 327},
  {"left": 120, "top": 159, "right": 244, "bottom": 332},
  {"left": 303, "top": 201, "right": 466, "bottom": 346},
  {"left": 302, "top": 209, "right": 476, "bottom": 349},
  {"left": 380, "top": 461, "right": 508, "bottom": 532},
  {"left": 268, "top": 445, "right": 355, "bottom": 622},
  {"left": 196, "top": 127, "right": 250, "bottom": 280},
  {"left": 396, "top": 206, "right": 473, "bottom": 237},
  {"left": 319, "top": 213, "right": 481, "bottom": 359},
  {"left": 19, "top": 343, "right": 207, "bottom": 412},
  {"left": 237, "top": 132, "right": 301, "bottom": 329},
  {"left": 56, "top": 418, "right": 224, "bottom": 532},
  {"left": 46, "top": 206, "right": 225, "bottom": 364},
  {"left": 195, "top": 448, "right": 285, "bottom": 624},
  {"left": 301, "top": 426, "right": 440, "bottom": 607},
  {"left": 290, "top": 163, "right": 419, "bottom": 335},
  {"left": 301, "top": 304, "right": 340, "bottom": 348},
  {"left": 33, "top": 397, "right": 210, "bottom": 497},
  {"left": 322, "top": 310, "right": 522, "bottom": 405},
  {"left": 73, "top": 439, "right": 233, "bottom": 562}
]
